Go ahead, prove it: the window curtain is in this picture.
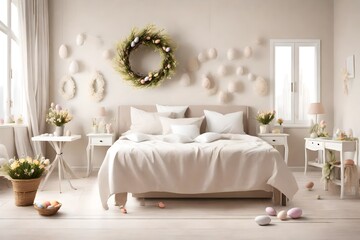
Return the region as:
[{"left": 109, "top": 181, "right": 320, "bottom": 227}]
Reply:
[{"left": 18, "top": 0, "right": 49, "bottom": 156}]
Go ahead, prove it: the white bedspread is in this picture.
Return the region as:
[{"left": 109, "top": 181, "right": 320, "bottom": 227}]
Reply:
[{"left": 98, "top": 134, "right": 298, "bottom": 210}]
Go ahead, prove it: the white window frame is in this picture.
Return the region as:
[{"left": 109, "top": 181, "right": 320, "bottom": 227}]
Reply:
[
  {"left": 270, "top": 39, "right": 321, "bottom": 127},
  {"left": 0, "top": 0, "right": 19, "bottom": 122}
]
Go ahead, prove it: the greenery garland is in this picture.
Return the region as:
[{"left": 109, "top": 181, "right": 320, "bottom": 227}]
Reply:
[{"left": 113, "top": 25, "right": 176, "bottom": 88}]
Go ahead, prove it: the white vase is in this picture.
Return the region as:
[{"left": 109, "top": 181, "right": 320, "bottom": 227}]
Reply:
[
  {"left": 259, "top": 125, "right": 269, "bottom": 134},
  {"left": 54, "top": 126, "right": 64, "bottom": 136}
]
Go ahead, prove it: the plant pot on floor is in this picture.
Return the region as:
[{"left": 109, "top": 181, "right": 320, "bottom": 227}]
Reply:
[{"left": 11, "top": 178, "right": 41, "bottom": 206}]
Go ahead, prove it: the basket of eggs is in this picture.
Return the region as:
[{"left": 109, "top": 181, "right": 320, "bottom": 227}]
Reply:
[{"left": 34, "top": 200, "right": 62, "bottom": 216}]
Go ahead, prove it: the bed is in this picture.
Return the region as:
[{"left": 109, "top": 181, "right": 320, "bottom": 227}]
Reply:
[{"left": 98, "top": 105, "right": 298, "bottom": 210}]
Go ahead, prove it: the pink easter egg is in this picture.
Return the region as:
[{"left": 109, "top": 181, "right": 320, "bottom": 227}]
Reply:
[
  {"left": 158, "top": 202, "right": 166, "bottom": 208},
  {"left": 265, "top": 207, "right": 277, "bottom": 216},
  {"left": 287, "top": 207, "right": 303, "bottom": 219}
]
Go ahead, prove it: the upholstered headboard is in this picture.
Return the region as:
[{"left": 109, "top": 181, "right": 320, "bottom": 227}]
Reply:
[{"left": 117, "top": 105, "right": 249, "bottom": 135}]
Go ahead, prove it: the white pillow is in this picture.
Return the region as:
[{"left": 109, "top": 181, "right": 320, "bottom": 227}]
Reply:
[
  {"left": 124, "top": 132, "right": 150, "bottom": 142},
  {"left": 204, "top": 110, "right": 244, "bottom": 134},
  {"left": 194, "top": 132, "right": 222, "bottom": 143},
  {"left": 171, "top": 124, "right": 200, "bottom": 139},
  {"left": 159, "top": 116, "right": 204, "bottom": 135},
  {"left": 156, "top": 104, "right": 188, "bottom": 118},
  {"left": 130, "top": 107, "right": 173, "bottom": 134},
  {"left": 163, "top": 134, "right": 193, "bottom": 143}
]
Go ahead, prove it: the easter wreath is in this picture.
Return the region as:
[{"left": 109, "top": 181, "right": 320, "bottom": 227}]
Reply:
[
  {"left": 59, "top": 75, "right": 76, "bottom": 100},
  {"left": 113, "top": 25, "right": 176, "bottom": 88}
]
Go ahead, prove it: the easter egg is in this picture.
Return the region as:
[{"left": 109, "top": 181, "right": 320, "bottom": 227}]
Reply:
[
  {"left": 316, "top": 195, "right": 321, "bottom": 200},
  {"left": 130, "top": 41, "right": 135, "bottom": 47},
  {"left": 197, "top": 52, "right": 207, "bottom": 63},
  {"left": 43, "top": 201, "right": 51, "bottom": 208},
  {"left": 58, "top": 44, "right": 68, "bottom": 59},
  {"left": 134, "top": 36, "right": 139, "bottom": 43},
  {"left": 287, "top": 208, "right": 302, "bottom": 219},
  {"left": 158, "top": 202, "right": 166, "bottom": 208},
  {"left": 244, "top": 46, "right": 253, "bottom": 58},
  {"left": 76, "top": 34, "right": 85, "bottom": 46},
  {"left": 265, "top": 207, "right": 277, "bottom": 216},
  {"left": 277, "top": 210, "right": 287, "bottom": 221},
  {"left": 180, "top": 73, "right": 191, "bottom": 87},
  {"left": 207, "top": 48, "right": 218, "bottom": 59},
  {"left": 305, "top": 181, "right": 314, "bottom": 190},
  {"left": 255, "top": 215, "right": 271, "bottom": 226},
  {"left": 47, "top": 205, "right": 54, "bottom": 209},
  {"left": 50, "top": 200, "right": 59, "bottom": 207},
  {"left": 69, "top": 60, "right": 79, "bottom": 74},
  {"left": 36, "top": 203, "right": 44, "bottom": 209}
]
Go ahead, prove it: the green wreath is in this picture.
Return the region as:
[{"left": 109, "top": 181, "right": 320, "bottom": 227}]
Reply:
[{"left": 113, "top": 25, "right": 176, "bottom": 88}]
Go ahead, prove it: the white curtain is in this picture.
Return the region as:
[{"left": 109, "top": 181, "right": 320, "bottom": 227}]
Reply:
[{"left": 18, "top": 0, "right": 49, "bottom": 156}]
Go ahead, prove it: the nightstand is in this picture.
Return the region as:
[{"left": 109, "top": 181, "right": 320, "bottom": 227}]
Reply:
[
  {"left": 86, "top": 133, "right": 115, "bottom": 177},
  {"left": 258, "top": 133, "right": 289, "bottom": 165}
]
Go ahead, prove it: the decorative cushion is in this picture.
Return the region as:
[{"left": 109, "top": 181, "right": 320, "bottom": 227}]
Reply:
[
  {"left": 171, "top": 124, "right": 200, "bottom": 139},
  {"left": 194, "top": 132, "right": 222, "bottom": 143},
  {"left": 156, "top": 104, "right": 188, "bottom": 118},
  {"left": 123, "top": 132, "right": 150, "bottom": 142},
  {"left": 204, "top": 110, "right": 244, "bottom": 134},
  {"left": 130, "top": 107, "right": 173, "bottom": 134},
  {"left": 159, "top": 116, "right": 204, "bottom": 135}
]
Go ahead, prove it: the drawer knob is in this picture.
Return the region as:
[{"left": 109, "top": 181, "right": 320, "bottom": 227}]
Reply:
[
  {"left": 100, "top": 140, "right": 103, "bottom": 142},
  {"left": 272, "top": 139, "right": 276, "bottom": 142}
]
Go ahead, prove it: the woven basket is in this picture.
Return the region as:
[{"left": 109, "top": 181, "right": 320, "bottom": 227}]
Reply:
[
  {"left": 11, "top": 178, "right": 41, "bottom": 206},
  {"left": 34, "top": 204, "right": 62, "bottom": 216}
]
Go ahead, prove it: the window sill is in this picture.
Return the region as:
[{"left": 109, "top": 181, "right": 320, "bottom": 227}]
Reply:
[
  {"left": 282, "top": 124, "right": 310, "bottom": 129},
  {"left": 0, "top": 124, "right": 27, "bottom": 128}
]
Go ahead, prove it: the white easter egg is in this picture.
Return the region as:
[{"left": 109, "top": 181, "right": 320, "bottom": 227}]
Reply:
[
  {"left": 187, "top": 57, "right": 200, "bottom": 72},
  {"left": 218, "top": 65, "right": 227, "bottom": 76},
  {"left": 227, "top": 48, "right": 237, "bottom": 60},
  {"left": 207, "top": 48, "right": 218, "bottom": 59},
  {"left": 197, "top": 52, "right": 207, "bottom": 63},
  {"left": 254, "top": 76, "right": 268, "bottom": 96},
  {"left": 165, "top": 47, "right": 171, "bottom": 52},
  {"left": 287, "top": 208, "right": 302, "bottom": 219},
  {"left": 277, "top": 210, "right": 287, "bottom": 220},
  {"left": 244, "top": 46, "right": 253, "bottom": 58},
  {"left": 76, "top": 33, "right": 85, "bottom": 46},
  {"left": 134, "top": 36, "right": 139, "bottom": 43},
  {"left": 131, "top": 41, "right": 136, "bottom": 47},
  {"left": 65, "top": 130, "right": 71, "bottom": 136},
  {"left": 218, "top": 91, "right": 229, "bottom": 104},
  {"left": 69, "top": 60, "right": 79, "bottom": 74},
  {"left": 236, "top": 66, "right": 245, "bottom": 76},
  {"left": 265, "top": 207, "right": 277, "bottom": 216},
  {"left": 248, "top": 73, "right": 255, "bottom": 81},
  {"left": 180, "top": 73, "right": 191, "bottom": 86},
  {"left": 255, "top": 215, "right": 271, "bottom": 226},
  {"left": 202, "top": 75, "right": 212, "bottom": 89},
  {"left": 102, "top": 49, "right": 113, "bottom": 60},
  {"left": 58, "top": 44, "right": 68, "bottom": 59}
]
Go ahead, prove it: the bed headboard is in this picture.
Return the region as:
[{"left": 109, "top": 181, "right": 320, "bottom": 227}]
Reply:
[{"left": 117, "top": 105, "right": 249, "bottom": 135}]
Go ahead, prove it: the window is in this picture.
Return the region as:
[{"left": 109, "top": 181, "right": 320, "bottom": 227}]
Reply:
[
  {"left": 270, "top": 39, "right": 320, "bottom": 126},
  {"left": 0, "top": 0, "right": 23, "bottom": 122}
]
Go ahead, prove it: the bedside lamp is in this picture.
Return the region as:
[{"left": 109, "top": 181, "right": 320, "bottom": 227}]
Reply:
[{"left": 308, "top": 102, "right": 325, "bottom": 124}]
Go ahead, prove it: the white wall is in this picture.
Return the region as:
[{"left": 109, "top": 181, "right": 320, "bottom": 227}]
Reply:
[
  {"left": 48, "top": 0, "right": 334, "bottom": 168},
  {"left": 333, "top": 0, "right": 360, "bottom": 139}
]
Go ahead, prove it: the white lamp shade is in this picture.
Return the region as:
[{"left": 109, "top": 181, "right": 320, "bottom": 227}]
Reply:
[{"left": 308, "top": 103, "right": 325, "bottom": 114}]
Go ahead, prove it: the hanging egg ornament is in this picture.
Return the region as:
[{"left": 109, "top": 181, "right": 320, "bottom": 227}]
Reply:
[
  {"left": 207, "top": 48, "right": 218, "bottom": 59},
  {"left": 69, "top": 60, "right": 79, "bottom": 74},
  {"left": 244, "top": 46, "right": 253, "bottom": 58},
  {"left": 236, "top": 66, "right": 245, "bottom": 76},
  {"left": 76, "top": 33, "right": 85, "bottom": 46},
  {"left": 227, "top": 48, "right": 237, "bottom": 60},
  {"left": 58, "top": 44, "right": 68, "bottom": 59},
  {"left": 180, "top": 73, "right": 191, "bottom": 86}
]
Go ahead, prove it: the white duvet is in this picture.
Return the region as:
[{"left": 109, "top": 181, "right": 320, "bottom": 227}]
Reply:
[{"left": 98, "top": 134, "right": 298, "bottom": 210}]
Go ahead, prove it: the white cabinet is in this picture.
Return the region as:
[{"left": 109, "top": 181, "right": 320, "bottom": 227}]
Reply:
[{"left": 258, "top": 133, "right": 289, "bottom": 165}]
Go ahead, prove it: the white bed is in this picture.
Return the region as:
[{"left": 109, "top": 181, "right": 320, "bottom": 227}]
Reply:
[{"left": 98, "top": 105, "right": 298, "bottom": 210}]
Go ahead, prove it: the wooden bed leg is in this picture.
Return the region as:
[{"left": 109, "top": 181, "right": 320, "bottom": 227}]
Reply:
[{"left": 273, "top": 188, "right": 287, "bottom": 206}]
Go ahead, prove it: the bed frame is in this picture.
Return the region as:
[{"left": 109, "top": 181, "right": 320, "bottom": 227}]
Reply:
[{"left": 116, "top": 105, "right": 286, "bottom": 206}]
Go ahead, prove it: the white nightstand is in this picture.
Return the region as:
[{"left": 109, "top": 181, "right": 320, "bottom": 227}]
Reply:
[
  {"left": 86, "top": 133, "right": 115, "bottom": 177},
  {"left": 258, "top": 133, "right": 289, "bottom": 165}
]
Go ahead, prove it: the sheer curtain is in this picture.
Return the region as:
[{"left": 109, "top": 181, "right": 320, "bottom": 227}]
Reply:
[{"left": 17, "top": 0, "right": 49, "bottom": 156}]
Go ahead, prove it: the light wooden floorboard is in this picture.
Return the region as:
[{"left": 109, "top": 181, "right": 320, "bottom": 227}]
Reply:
[{"left": 0, "top": 170, "right": 359, "bottom": 239}]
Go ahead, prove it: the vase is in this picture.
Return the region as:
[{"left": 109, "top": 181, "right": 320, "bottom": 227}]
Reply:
[
  {"left": 259, "top": 125, "right": 269, "bottom": 134},
  {"left": 11, "top": 178, "right": 41, "bottom": 206},
  {"left": 54, "top": 126, "right": 64, "bottom": 136}
]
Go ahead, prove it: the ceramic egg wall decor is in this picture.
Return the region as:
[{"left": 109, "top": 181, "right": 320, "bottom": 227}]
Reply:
[
  {"left": 227, "top": 48, "right": 238, "bottom": 61},
  {"left": 254, "top": 76, "right": 268, "bottom": 96},
  {"left": 102, "top": 49, "right": 113, "bottom": 60},
  {"left": 197, "top": 52, "right": 208, "bottom": 63},
  {"left": 236, "top": 66, "right": 245, "bottom": 76},
  {"left": 217, "top": 65, "right": 228, "bottom": 76},
  {"left": 76, "top": 33, "right": 86, "bottom": 46},
  {"left": 243, "top": 46, "right": 253, "bottom": 58},
  {"left": 69, "top": 60, "right": 79, "bottom": 74},
  {"left": 207, "top": 48, "right": 218, "bottom": 59},
  {"left": 58, "top": 44, "right": 68, "bottom": 59},
  {"left": 179, "top": 73, "right": 191, "bottom": 86},
  {"left": 201, "top": 74, "right": 213, "bottom": 89}
]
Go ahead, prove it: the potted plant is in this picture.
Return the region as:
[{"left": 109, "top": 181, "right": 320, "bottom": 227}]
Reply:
[
  {"left": 256, "top": 110, "right": 276, "bottom": 134},
  {"left": 0, "top": 156, "right": 50, "bottom": 206},
  {"left": 46, "top": 103, "right": 73, "bottom": 136}
]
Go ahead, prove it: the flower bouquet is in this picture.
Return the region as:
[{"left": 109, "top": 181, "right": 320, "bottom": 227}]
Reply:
[
  {"left": 0, "top": 156, "right": 50, "bottom": 206},
  {"left": 310, "top": 120, "right": 329, "bottom": 138},
  {"left": 46, "top": 103, "right": 72, "bottom": 136},
  {"left": 256, "top": 110, "right": 276, "bottom": 134}
]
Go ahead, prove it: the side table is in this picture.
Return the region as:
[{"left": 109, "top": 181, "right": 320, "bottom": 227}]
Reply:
[
  {"left": 86, "top": 133, "right": 115, "bottom": 177},
  {"left": 258, "top": 133, "right": 289, "bottom": 165},
  {"left": 31, "top": 134, "right": 81, "bottom": 193}
]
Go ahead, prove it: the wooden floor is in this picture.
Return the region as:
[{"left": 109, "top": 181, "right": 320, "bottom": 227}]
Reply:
[{"left": 0, "top": 170, "right": 359, "bottom": 240}]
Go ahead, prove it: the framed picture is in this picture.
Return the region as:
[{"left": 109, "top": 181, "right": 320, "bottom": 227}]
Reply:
[{"left": 346, "top": 55, "right": 355, "bottom": 79}]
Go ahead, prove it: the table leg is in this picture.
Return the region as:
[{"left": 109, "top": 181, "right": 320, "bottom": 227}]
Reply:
[
  {"left": 39, "top": 156, "right": 59, "bottom": 191},
  {"left": 60, "top": 158, "right": 77, "bottom": 190},
  {"left": 58, "top": 154, "right": 62, "bottom": 193},
  {"left": 340, "top": 152, "right": 344, "bottom": 199},
  {"left": 304, "top": 148, "right": 308, "bottom": 174}
]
